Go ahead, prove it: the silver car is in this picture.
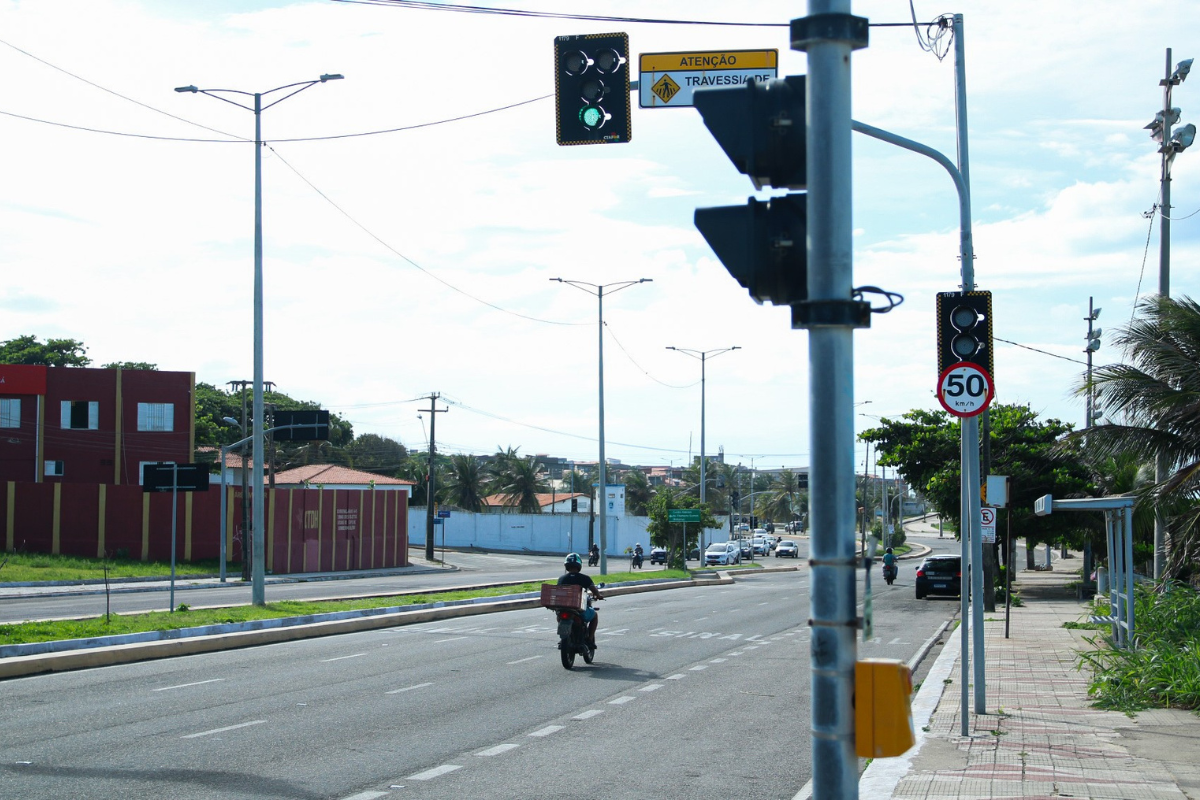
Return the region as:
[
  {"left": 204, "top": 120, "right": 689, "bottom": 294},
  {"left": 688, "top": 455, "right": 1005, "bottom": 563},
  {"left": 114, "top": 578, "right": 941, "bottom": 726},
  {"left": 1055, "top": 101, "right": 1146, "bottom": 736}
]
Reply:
[{"left": 704, "top": 542, "right": 741, "bottom": 566}]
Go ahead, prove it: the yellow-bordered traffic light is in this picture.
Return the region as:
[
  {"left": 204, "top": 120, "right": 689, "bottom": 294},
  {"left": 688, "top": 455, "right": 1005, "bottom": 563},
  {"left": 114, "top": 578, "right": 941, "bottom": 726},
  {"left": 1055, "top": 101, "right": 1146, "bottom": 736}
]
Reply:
[
  {"left": 936, "top": 290, "right": 993, "bottom": 375},
  {"left": 554, "top": 33, "right": 631, "bottom": 146}
]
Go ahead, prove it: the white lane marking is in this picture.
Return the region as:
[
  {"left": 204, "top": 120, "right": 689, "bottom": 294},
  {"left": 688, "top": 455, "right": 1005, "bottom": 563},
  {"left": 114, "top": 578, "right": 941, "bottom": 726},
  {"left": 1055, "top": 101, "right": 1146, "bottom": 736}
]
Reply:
[
  {"left": 506, "top": 655, "right": 544, "bottom": 665},
  {"left": 689, "top": 665, "right": 708, "bottom": 671},
  {"left": 321, "top": 653, "right": 367, "bottom": 663},
  {"left": 639, "top": 684, "right": 664, "bottom": 692},
  {"left": 407, "top": 764, "right": 462, "bottom": 781},
  {"left": 888, "top": 637, "right": 904, "bottom": 645},
  {"left": 529, "top": 725, "right": 565, "bottom": 737},
  {"left": 154, "top": 678, "right": 224, "bottom": 692},
  {"left": 181, "top": 720, "right": 265, "bottom": 739},
  {"left": 341, "top": 792, "right": 389, "bottom": 800},
  {"left": 759, "top": 602, "right": 769, "bottom": 606},
  {"left": 666, "top": 674, "right": 685, "bottom": 680},
  {"left": 477, "top": 744, "right": 520, "bottom": 757},
  {"left": 386, "top": 682, "right": 434, "bottom": 694},
  {"left": 710, "top": 658, "right": 728, "bottom": 663},
  {"left": 730, "top": 651, "right": 745, "bottom": 656},
  {"left": 433, "top": 637, "right": 468, "bottom": 644},
  {"left": 609, "top": 696, "right": 635, "bottom": 705},
  {"left": 574, "top": 709, "right": 605, "bottom": 720},
  {"left": 745, "top": 645, "right": 760, "bottom": 650}
]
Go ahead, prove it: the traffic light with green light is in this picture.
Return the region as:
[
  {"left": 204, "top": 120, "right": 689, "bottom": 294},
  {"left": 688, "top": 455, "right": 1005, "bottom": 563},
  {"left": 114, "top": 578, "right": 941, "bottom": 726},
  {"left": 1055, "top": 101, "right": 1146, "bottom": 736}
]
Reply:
[
  {"left": 692, "top": 76, "right": 808, "bottom": 307},
  {"left": 936, "top": 291, "right": 993, "bottom": 375},
  {"left": 554, "top": 33, "right": 631, "bottom": 146}
]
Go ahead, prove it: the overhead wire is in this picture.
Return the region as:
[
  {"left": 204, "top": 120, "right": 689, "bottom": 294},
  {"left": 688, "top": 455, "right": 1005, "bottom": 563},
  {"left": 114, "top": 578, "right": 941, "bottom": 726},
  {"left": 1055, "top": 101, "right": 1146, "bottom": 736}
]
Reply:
[{"left": 603, "top": 321, "right": 698, "bottom": 390}]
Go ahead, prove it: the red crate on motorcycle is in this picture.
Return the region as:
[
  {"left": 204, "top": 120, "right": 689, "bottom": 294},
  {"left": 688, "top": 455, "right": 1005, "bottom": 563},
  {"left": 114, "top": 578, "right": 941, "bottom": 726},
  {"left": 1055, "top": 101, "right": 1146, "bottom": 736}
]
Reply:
[{"left": 540, "top": 583, "right": 584, "bottom": 609}]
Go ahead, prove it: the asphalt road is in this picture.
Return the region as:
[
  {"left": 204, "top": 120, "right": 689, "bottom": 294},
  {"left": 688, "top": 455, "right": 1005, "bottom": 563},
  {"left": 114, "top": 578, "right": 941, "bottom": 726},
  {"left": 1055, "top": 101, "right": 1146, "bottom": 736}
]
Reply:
[{"left": 0, "top": 539, "right": 959, "bottom": 800}]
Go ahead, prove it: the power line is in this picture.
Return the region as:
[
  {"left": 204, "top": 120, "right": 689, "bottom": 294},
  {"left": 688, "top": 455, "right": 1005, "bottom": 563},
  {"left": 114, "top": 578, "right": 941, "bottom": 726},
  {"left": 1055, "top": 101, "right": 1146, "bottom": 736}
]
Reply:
[
  {"left": 603, "top": 321, "right": 698, "bottom": 390},
  {"left": 266, "top": 144, "right": 588, "bottom": 327},
  {"left": 994, "top": 336, "right": 1087, "bottom": 366}
]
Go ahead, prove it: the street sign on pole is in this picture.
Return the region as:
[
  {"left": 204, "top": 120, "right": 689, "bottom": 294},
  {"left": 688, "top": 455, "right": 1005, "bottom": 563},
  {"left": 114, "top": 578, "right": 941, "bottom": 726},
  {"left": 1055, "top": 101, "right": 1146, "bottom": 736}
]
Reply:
[
  {"left": 640, "top": 49, "right": 777, "bottom": 108},
  {"left": 437, "top": 509, "right": 451, "bottom": 518},
  {"left": 667, "top": 508, "right": 703, "bottom": 523},
  {"left": 980, "top": 506, "right": 997, "bottom": 544},
  {"left": 937, "top": 361, "right": 994, "bottom": 418}
]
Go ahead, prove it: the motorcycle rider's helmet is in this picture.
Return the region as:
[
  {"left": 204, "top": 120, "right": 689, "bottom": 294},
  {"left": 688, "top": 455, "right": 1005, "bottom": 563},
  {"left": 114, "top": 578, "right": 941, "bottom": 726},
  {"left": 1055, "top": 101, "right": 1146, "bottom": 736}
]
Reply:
[
  {"left": 885, "top": 547, "right": 893, "bottom": 554},
  {"left": 636, "top": 543, "right": 641, "bottom": 547},
  {"left": 565, "top": 552, "right": 583, "bottom": 570}
]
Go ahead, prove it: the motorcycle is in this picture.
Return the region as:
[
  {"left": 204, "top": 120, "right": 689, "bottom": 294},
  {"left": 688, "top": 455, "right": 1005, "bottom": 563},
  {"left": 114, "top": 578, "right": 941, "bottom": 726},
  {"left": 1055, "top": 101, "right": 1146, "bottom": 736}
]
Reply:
[
  {"left": 882, "top": 562, "right": 898, "bottom": 585},
  {"left": 549, "top": 586, "right": 604, "bottom": 670},
  {"left": 588, "top": 549, "right": 599, "bottom": 567},
  {"left": 631, "top": 550, "right": 644, "bottom": 569}
]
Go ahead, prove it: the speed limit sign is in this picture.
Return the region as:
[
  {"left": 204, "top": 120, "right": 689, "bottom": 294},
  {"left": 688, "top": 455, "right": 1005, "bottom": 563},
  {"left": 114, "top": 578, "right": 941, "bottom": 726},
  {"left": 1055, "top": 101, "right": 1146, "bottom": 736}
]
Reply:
[{"left": 937, "top": 361, "right": 994, "bottom": 418}]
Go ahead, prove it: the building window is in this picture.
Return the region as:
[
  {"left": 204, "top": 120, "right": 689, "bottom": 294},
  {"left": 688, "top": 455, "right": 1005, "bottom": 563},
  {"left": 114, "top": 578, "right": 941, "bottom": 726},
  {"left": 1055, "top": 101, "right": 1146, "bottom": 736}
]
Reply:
[
  {"left": 0, "top": 398, "right": 19, "bottom": 428},
  {"left": 60, "top": 400, "right": 99, "bottom": 430},
  {"left": 45, "top": 460, "right": 64, "bottom": 477},
  {"left": 137, "top": 403, "right": 174, "bottom": 432}
]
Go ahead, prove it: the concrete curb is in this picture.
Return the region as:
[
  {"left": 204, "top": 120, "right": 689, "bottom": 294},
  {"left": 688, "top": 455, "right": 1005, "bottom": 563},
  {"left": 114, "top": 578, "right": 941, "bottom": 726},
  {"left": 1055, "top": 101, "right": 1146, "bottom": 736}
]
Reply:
[{"left": 0, "top": 574, "right": 733, "bottom": 680}]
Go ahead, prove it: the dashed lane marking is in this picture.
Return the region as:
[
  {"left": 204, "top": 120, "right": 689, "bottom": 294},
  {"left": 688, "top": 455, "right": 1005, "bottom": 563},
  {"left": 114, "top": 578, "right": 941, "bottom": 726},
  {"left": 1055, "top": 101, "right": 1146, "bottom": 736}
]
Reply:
[
  {"left": 181, "top": 720, "right": 265, "bottom": 739},
  {"left": 574, "top": 710, "right": 605, "bottom": 720},
  {"left": 407, "top": 765, "right": 462, "bottom": 781},
  {"left": 476, "top": 744, "right": 520, "bottom": 757},
  {"left": 341, "top": 792, "right": 389, "bottom": 800},
  {"left": 609, "top": 696, "right": 635, "bottom": 705},
  {"left": 666, "top": 674, "right": 685, "bottom": 680},
  {"left": 689, "top": 665, "right": 708, "bottom": 671},
  {"left": 386, "top": 682, "right": 434, "bottom": 694},
  {"left": 321, "top": 653, "right": 367, "bottom": 663},
  {"left": 506, "top": 655, "right": 544, "bottom": 665},
  {"left": 639, "top": 684, "right": 664, "bottom": 692},
  {"left": 710, "top": 658, "right": 728, "bottom": 663},
  {"left": 529, "top": 725, "right": 565, "bottom": 737},
  {"left": 433, "top": 637, "right": 468, "bottom": 644},
  {"left": 154, "top": 678, "right": 224, "bottom": 692}
]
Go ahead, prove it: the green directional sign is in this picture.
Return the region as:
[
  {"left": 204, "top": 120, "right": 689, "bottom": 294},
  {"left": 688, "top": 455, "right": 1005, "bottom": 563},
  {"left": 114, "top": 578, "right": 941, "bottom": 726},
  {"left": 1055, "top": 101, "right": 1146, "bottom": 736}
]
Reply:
[{"left": 667, "top": 508, "right": 702, "bottom": 523}]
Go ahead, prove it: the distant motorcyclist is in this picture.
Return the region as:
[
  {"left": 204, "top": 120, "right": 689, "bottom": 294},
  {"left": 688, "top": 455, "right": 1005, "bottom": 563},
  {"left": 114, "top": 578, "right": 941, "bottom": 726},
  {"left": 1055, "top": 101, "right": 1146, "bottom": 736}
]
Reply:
[
  {"left": 557, "top": 553, "right": 603, "bottom": 649},
  {"left": 588, "top": 542, "right": 600, "bottom": 566},
  {"left": 632, "top": 542, "right": 644, "bottom": 568},
  {"left": 882, "top": 547, "right": 897, "bottom": 569}
]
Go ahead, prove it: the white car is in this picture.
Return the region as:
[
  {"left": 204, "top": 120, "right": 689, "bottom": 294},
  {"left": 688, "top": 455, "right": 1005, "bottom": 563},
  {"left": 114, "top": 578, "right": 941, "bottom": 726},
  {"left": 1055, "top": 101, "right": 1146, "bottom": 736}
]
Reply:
[
  {"left": 704, "top": 542, "right": 741, "bottom": 566},
  {"left": 751, "top": 537, "right": 771, "bottom": 556}
]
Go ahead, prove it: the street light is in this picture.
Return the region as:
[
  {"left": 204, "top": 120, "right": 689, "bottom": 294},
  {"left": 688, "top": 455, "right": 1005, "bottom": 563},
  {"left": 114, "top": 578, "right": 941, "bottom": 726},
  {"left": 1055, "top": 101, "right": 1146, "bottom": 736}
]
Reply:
[
  {"left": 550, "top": 277, "right": 652, "bottom": 575},
  {"left": 666, "top": 345, "right": 740, "bottom": 559},
  {"left": 177, "top": 74, "right": 343, "bottom": 605}
]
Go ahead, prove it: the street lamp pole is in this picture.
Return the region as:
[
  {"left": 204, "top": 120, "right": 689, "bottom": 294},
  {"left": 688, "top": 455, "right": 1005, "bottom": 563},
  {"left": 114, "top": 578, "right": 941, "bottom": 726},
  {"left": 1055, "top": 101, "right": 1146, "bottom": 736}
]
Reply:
[
  {"left": 176, "top": 74, "right": 343, "bottom": 605},
  {"left": 667, "top": 346, "right": 740, "bottom": 560},
  {"left": 551, "top": 278, "right": 652, "bottom": 575}
]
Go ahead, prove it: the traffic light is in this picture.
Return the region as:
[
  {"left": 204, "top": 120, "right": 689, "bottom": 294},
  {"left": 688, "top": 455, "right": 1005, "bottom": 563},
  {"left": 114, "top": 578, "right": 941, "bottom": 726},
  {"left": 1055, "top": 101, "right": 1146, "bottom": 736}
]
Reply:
[
  {"left": 936, "top": 291, "right": 993, "bottom": 375},
  {"left": 693, "top": 76, "right": 808, "bottom": 311},
  {"left": 554, "top": 33, "right": 631, "bottom": 146}
]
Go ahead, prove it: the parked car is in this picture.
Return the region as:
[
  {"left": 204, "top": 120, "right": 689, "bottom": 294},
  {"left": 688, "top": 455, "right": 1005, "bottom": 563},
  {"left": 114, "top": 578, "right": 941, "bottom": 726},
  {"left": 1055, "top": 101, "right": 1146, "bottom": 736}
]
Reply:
[
  {"left": 751, "top": 537, "right": 771, "bottom": 556},
  {"left": 915, "top": 555, "right": 962, "bottom": 599},
  {"left": 704, "top": 542, "right": 741, "bottom": 566},
  {"left": 775, "top": 539, "right": 799, "bottom": 558},
  {"left": 650, "top": 546, "right": 667, "bottom": 565}
]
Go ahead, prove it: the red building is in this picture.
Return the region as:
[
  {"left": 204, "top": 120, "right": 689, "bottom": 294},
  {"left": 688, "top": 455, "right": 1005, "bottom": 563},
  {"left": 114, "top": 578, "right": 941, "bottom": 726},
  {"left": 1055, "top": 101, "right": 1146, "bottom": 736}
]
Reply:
[{"left": 0, "top": 364, "right": 194, "bottom": 485}]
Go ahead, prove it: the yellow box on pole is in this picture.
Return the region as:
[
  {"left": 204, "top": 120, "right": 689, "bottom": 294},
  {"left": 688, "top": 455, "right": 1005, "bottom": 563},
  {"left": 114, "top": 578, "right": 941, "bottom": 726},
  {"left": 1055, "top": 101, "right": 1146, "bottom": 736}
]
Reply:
[{"left": 855, "top": 658, "right": 916, "bottom": 758}]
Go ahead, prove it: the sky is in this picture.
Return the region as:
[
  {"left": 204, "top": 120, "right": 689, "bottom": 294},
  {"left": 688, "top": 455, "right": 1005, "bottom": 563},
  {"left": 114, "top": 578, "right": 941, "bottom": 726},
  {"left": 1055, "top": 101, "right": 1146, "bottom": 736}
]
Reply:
[{"left": 0, "top": 0, "right": 1196, "bottom": 474}]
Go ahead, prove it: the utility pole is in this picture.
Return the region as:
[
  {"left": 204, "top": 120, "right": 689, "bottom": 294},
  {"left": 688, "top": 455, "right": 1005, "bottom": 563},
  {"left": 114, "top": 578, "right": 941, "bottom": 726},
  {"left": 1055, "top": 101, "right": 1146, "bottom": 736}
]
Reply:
[
  {"left": 422, "top": 393, "right": 448, "bottom": 562},
  {"left": 227, "top": 379, "right": 274, "bottom": 580}
]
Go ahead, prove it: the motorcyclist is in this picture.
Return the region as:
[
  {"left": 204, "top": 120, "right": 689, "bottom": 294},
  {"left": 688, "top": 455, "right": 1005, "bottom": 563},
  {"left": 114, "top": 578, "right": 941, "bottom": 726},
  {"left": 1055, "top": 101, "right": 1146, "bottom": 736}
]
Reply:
[
  {"left": 589, "top": 542, "right": 600, "bottom": 565},
  {"left": 633, "top": 542, "right": 644, "bottom": 566},
  {"left": 557, "top": 552, "right": 603, "bottom": 649},
  {"left": 882, "top": 547, "right": 897, "bottom": 571}
]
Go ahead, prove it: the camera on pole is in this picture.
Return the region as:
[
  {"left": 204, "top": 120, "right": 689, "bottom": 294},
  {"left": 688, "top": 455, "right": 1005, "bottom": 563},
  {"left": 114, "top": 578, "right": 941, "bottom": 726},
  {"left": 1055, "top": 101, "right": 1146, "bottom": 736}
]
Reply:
[
  {"left": 692, "top": 76, "right": 808, "bottom": 308},
  {"left": 554, "top": 33, "right": 631, "bottom": 146}
]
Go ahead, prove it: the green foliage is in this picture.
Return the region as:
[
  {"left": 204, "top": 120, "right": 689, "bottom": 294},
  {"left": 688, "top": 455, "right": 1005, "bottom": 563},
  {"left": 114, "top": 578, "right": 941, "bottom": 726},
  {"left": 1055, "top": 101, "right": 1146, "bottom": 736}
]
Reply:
[
  {"left": 0, "top": 334, "right": 90, "bottom": 367},
  {"left": 102, "top": 361, "right": 157, "bottom": 371},
  {"left": 646, "top": 488, "right": 720, "bottom": 569},
  {"left": 1076, "top": 582, "right": 1200, "bottom": 711},
  {"left": 0, "top": 552, "right": 225, "bottom": 582},
  {"left": 487, "top": 447, "right": 548, "bottom": 513},
  {"left": 443, "top": 453, "right": 488, "bottom": 512},
  {"left": 345, "top": 433, "right": 408, "bottom": 475},
  {"left": 623, "top": 468, "right": 653, "bottom": 516}
]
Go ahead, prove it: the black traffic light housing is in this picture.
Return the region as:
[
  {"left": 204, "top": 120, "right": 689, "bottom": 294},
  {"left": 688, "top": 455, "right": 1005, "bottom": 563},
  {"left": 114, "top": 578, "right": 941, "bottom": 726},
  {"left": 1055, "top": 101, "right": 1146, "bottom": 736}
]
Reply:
[
  {"left": 554, "top": 33, "right": 631, "bottom": 146},
  {"left": 692, "top": 76, "right": 809, "bottom": 312},
  {"left": 936, "top": 291, "right": 993, "bottom": 375}
]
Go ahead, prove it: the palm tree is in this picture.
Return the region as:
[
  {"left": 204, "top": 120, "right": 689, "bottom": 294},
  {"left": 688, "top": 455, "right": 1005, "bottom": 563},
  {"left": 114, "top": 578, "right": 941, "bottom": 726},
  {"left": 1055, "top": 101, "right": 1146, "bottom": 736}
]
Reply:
[
  {"left": 760, "top": 469, "right": 804, "bottom": 524},
  {"left": 623, "top": 469, "right": 653, "bottom": 515},
  {"left": 443, "top": 453, "right": 489, "bottom": 512},
  {"left": 492, "top": 453, "right": 548, "bottom": 513},
  {"left": 1082, "top": 295, "right": 1200, "bottom": 576}
]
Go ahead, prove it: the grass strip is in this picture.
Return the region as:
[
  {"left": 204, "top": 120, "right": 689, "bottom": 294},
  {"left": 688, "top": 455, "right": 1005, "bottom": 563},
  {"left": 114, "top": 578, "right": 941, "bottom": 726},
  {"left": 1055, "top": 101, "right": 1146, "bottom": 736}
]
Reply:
[
  {"left": 0, "top": 570, "right": 691, "bottom": 646},
  {"left": 0, "top": 552, "right": 224, "bottom": 583}
]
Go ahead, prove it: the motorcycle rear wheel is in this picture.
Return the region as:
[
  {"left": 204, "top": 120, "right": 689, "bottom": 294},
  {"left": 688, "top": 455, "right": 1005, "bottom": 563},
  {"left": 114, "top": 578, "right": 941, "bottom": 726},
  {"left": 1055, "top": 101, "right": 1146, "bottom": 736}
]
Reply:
[{"left": 561, "top": 648, "right": 576, "bottom": 669}]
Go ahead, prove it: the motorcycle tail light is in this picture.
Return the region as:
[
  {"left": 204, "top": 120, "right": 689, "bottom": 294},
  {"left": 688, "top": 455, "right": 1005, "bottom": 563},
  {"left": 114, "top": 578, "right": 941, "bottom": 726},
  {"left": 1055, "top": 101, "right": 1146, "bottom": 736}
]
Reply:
[
  {"left": 916, "top": 569, "right": 925, "bottom": 578},
  {"left": 558, "top": 612, "right": 571, "bottom": 621}
]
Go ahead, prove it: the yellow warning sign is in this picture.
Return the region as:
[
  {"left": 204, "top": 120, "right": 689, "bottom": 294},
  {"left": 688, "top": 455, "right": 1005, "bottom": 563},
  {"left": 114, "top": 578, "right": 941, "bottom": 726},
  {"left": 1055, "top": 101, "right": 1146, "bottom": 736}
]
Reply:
[{"left": 651, "top": 74, "right": 681, "bottom": 104}]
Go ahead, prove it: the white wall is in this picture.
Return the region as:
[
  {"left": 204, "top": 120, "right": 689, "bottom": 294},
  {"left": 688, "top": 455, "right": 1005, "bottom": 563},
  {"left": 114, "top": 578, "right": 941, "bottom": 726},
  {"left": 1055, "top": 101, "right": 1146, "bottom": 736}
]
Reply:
[{"left": 411, "top": 511, "right": 730, "bottom": 557}]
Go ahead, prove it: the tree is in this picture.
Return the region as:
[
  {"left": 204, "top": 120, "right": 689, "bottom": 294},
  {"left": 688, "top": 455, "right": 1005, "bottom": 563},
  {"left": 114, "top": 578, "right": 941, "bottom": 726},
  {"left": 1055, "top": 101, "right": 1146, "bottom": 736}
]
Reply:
[
  {"left": 0, "top": 334, "right": 90, "bottom": 367},
  {"left": 491, "top": 452, "right": 548, "bottom": 513},
  {"left": 102, "top": 361, "right": 157, "bottom": 371},
  {"left": 346, "top": 434, "right": 408, "bottom": 475},
  {"left": 1079, "top": 295, "right": 1200, "bottom": 577},
  {"left": 623, "top": 469, "right": 653, "bottom": 516},
  {"left": 444, "top": 453, "right": 488, "bottom": 512},
  {"left": 760, "top": 470, "right": 804, "bottom": 523},
  {"left": 646, "top": 488, "right": 720, "bottom": 569}
]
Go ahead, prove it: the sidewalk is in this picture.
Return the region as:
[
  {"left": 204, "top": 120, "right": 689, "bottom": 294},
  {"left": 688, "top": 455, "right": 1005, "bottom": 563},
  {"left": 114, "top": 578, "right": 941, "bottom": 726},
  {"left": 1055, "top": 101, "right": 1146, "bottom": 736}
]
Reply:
[{"left": 862, "top": 568, "right": 1200, "bottom": 800}]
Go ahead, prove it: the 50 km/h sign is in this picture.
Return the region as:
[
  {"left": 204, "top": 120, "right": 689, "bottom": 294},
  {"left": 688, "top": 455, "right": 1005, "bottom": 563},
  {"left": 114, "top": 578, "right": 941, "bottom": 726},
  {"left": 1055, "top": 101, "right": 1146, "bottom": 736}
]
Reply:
[
  {"left": 639, "top": 49, "right": 777, "bottom": 108},
  {"left": 937, "top": 361, "right": 995, "bottom": 418}
]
